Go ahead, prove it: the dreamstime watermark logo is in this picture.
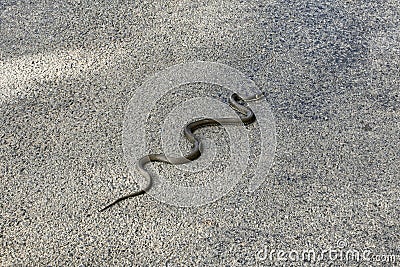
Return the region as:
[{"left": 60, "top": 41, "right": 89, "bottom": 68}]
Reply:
[
  {"left": 256, "top": 240, "right": 399, "bottom": 264},
  {"left": 122, "top": 61, "right": 276, "bottom": 207}
]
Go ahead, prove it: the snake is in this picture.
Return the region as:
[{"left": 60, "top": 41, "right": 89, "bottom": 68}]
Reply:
[{"left": 100, "top": 92, "right": 264, "bottom": 211}]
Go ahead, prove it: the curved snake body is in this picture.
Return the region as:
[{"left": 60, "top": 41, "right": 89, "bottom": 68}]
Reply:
[{"left": 101, "top": 92, "right": 263, "bottom": 211}]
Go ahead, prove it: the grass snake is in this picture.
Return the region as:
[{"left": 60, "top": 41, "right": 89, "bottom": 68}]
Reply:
[{"left": 100, "top": 92, "right": 263, "bottom": 211}]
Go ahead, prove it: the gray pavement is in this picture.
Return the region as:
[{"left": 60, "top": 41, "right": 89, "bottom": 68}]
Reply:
[{"left": 1, "top": 0, "right": 399, "bottom": 266}]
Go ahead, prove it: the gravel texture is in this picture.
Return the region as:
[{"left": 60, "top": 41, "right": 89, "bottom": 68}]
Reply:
[{"left": 1, "top": 0, "right": 399, "bottom": 266}]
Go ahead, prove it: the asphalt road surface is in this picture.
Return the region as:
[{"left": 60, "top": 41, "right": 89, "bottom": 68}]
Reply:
[{"left": 1, "top": 1, "right": 399, "bottom": 266}]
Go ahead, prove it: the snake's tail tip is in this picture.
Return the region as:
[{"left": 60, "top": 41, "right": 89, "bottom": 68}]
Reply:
[{"left": 99, "top": 203, "right": 114, "bottom": 212}]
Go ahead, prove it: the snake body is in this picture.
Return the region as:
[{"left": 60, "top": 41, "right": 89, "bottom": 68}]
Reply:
[{"left": 100, "top": 92, "right": 263, "bottom": 211}]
